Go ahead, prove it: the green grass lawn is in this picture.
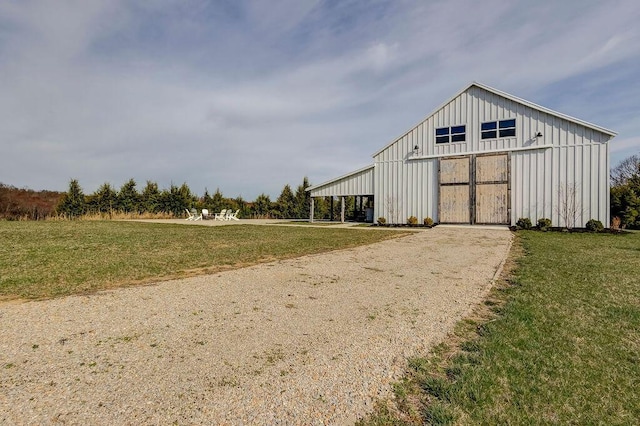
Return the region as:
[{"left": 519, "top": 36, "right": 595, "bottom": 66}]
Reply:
[
  {"left": 0, "top": 220, "right": 404, "bottom": 300},
  {"left": 360, "top": 230, "right": 640, "bottom": 425}
]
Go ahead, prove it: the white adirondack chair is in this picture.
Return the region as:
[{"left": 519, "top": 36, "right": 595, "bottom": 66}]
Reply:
[
  {"left": 226, "top": 209, "right": 240, "bottom": 221},
  {"left": 185, "top": 209, "right": 195, "bottom": 220},
  {"left": 214, "top": 209, "right": 227, "bottom": 221}
]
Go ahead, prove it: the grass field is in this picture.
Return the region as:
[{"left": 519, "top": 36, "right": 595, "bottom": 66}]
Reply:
[
  {"left": 0, "top": 220, "right": 404, "bottom": 300},
  {"left": 360, "top": 230, "right": 640, "bottom": 425}
]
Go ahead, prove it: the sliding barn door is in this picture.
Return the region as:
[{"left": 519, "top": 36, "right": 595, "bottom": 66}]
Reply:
[
  {"left": 474, "top": 154, "right": 509, "bottom": 224},
  {"left": 439, "top": 157, "right": 470, "bottom": 223},
  {"left": 439, "top": 154, "right": 510, "bottom": 225}
]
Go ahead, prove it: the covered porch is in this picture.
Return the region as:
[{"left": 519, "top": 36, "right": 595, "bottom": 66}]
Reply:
[{"left": 307, "top": 165, "right": 375, "bottom": 223}]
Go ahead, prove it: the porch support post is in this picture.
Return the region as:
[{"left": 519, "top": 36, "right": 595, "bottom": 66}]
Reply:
[
  {"left": 310, "top": 197, "right": 314, "bottom": 223},
  {"left": 330, "top": 197, "right": 334, "bottom": 221},
  {"left": 341, "top": 196, "right": 345, "bottom": 223}
]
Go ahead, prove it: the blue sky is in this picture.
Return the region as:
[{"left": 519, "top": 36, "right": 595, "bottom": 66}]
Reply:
[{"left": 1, "top": 0, "right": 639, "bottom": 200}]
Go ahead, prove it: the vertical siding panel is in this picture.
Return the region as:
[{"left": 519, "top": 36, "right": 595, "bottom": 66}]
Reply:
[
  {"left": 537, "top": 150, "right": 545, "bottom": 219},
  {"left": 577, "top": 144, "right": 585, "bottom": 225},
  {"left": 408, "top": 159, "right": 413, "bottom": 218},
  {"left": 415, "top": 161, "right": 420, "bottom": 217},
  {"left": 570, "top": 146, "right": 578, "bottom": 226},
  {"left": 603, "top": 143, "right": 610, "bottom": 225},
  {"left": 583, "top": 144, "right": 592, "bottom": 222},
  {"left": 511, "top": 153, "right": 518, "bottom": 221},
  {"left": 525, "top": 153, "right": 533, "bottom": 218},
  {"left": 415, "top": 161, "right": 421, "bottom": 218},
  {"left": 423, "top": 161, "right": 428, "bottom": 220},
  {"left": 514, "top": 153, "right": 523, "bottom": 222},
  {"left": 593, "top": 144, "right": 601, "bottom": 221},
  {"left": 532, "top": 150, "right": 540, "bottom": 219},
  {"left": 531, "top": 153, "right": 538, "bottom": 219},
  {"left": 544, "top": 147, "right": 552, "bottom": 220},
  {"left": 553, "top": 147, "right": 561, "bottom": 226}
]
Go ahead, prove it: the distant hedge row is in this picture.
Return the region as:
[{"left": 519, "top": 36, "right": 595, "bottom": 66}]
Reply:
[{"left": 3, "top": 177, "right": 367, "bottom": 221}]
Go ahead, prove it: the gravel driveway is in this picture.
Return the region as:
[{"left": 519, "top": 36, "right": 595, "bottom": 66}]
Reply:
[{"left": 0, "top": 226, "right": 511, "bottom": 425}]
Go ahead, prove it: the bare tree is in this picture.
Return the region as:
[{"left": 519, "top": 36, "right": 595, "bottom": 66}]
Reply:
[
  {"left": 385, "top": 195, "right": 402, "bottom": 224},
  {"left": 611, "top": 154, "right": 640, "bottom": 186},
  {"left": 555, "top": 182, "right": 583, "bottom": 229}
]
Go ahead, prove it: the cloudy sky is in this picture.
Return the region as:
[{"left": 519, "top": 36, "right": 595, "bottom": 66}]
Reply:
[{"left": 1, "top": 0, "right": 639, "bottom": 200}]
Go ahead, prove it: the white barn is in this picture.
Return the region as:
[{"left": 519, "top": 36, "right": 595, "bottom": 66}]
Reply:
[{"left": 307, "top": 82, "right": 617, "bottom": 227}]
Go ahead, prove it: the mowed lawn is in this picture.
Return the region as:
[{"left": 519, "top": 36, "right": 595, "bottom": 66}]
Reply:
[
  {"left": 361, "top": 230, "right": 640, "bottom": 425},
  {"left": 0, "top": 221, "right": 404, "bottom": 300}
]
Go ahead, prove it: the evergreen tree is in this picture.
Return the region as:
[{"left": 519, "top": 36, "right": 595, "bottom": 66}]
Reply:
[
  {"left": 158, "top": 183, "right": 192, "bottom": 216},
  {"left": 141, "top": 181, "right": 160, "bottom": 213},
  {"left": 252, "top": 193, "right": 272, "bottom": 218},
  {"left": 178, "top": 183, "right": 196, "bottom": 211},
  {"left": 211, "top": 188, "right": 224, "bottom": 213},
  {"left": 234, "top": 196, "right": 248, "bottom": 218},
  {"left": 331, "top": 196, "right": 341, "bottom": 220},
  {"left": 276, "top": 184, "right": 296, "bottom": 219},
  {"left": 117, "top": 178, "right": 140, "bottom": 213},
  {"left": 56, "top": 179, "right": 86, "bottom": 219},
  {"left": 345, "top": 196, "right": 355, "bottom": 220},
  {"left": 202, "top": 188, "right": 213, "bottom": 209},
  {"left": 94, "top": 183, "right": 117, "bottom": 214},
  {"left": 294, "top": 176, "right": 311, "bottom": 218},
  {"left": 314, "top": 197, "right": 329, "bottom": 220}
]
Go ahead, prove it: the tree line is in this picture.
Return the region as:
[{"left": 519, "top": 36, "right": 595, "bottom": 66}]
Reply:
[
  {"left": 54, "top": 177, "right": 358, "bottom": 220},
  {"left": 610, "top": 154, "right": 640, "bottom": 229},
  {"left": 13, "top": 153, "right": 636, "bottom": 223},
  {"left": 0, "top": 183, "right": 63, "bottom": 220}
]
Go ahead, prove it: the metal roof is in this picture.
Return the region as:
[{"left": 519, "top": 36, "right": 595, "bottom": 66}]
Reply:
[{"left": 306, "top": 164, "right": 374, "bottom": 193}]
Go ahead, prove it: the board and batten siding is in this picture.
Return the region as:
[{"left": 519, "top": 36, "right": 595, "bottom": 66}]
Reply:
[
  {"left": 372, "top": 83, "right": 614, "bottom": 226},
  {"left": 511, "top": 143, "right": 610, "bottom": 227},
  {"left": 373, "top": 158, "right": 438, "bottom": 224},
  {"left": 307, "top": 165, "right": 374, "bottom": 197}
]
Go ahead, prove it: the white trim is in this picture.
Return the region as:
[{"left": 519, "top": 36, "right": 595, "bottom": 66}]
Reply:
[{"left": 408, "top": 144, "right": 555, "bottom": 160}]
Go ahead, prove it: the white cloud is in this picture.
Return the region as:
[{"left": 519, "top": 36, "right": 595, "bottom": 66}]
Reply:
[
  {"left": 0, "top": 0, "right": 638, "bottom": 199},
  {"left": 611, "top": 137, "right": 640, "bottom": 154}
]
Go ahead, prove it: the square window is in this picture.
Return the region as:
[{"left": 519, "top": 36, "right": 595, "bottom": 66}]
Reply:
[
  {"left": 481, "top": 122, "right": 497, "bottom": 131},
  {"left": 499, "top": 128, "right": 516, "bottom": 137},
  {"left": 435, "top": 125, "right": 465, "bottom": 143},
  {"left": 499, "top": 119, "right": 516, "bottom": 128},
  {"left": 482, "top": 119, "right": 515, "bottom": 139},
  {"left": 451, "top": 125, "right": 466, "bottom": 134},
  {"left": 481, "top": 130, "right": 497, "bottom": 139}
]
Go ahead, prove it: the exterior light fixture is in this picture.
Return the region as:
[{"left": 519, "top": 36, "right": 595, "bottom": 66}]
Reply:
[
  {"left": 413, "top": 145, "right": 419, "bottom": 155},
  {"left": 535, "top": 132, "right": 543, "bottom": 138}
]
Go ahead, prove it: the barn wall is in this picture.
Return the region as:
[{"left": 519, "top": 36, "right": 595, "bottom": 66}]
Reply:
[
  {"left": 373, "top": 158, "right": 438, "bottom": 223},
  {"left": 372, "top": 84, "right": 613, "bottom": 226},
  {"left": 511, "top": 143, "right": 610, "bottom": 227}
]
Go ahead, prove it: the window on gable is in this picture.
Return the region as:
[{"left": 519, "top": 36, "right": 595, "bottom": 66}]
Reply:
[
  {"left": 481, "top": 119, "right": 516, "bottom": 139},
  {"left": 499, "top": 119, "right": 516, "bottom": 137},
  {"left": 435, "top": 125, "right": 466, "bottom": 144},
  {"left": 481, "top": 121, "right": 497, "bottom": 139},
  {"left": 435, "top": 127, "right": 449, "bottom": 144}
]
